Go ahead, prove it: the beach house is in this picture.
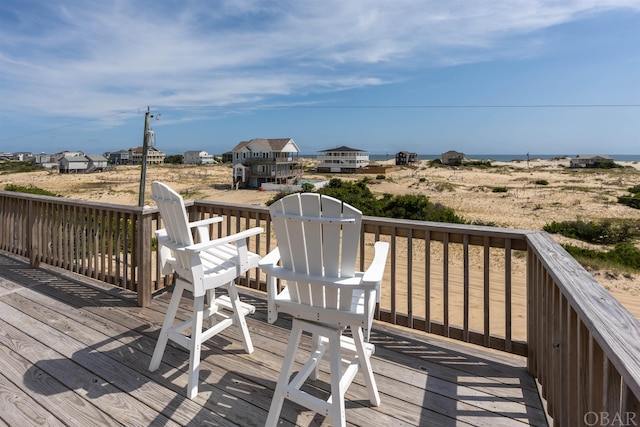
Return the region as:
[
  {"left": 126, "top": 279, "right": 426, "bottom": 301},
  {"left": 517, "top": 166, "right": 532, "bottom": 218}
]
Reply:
[
  {"left": 183, "top": 150, "right": 216, "bottom": 165},
  {"left": 570, "top": 154, "right": 614, "bottom": 168},
  {"left": 396, "top": 151, "right": 418, "bottom": 165},
  {"left": 129, "top": 146, "right": 166, "bottom": 165},
  {"left": 316, "top": 145, "right": 369, "bottom": 173},
  {"left": 231, "top": 138, "right": 302, "bottom": 189},
  {"left": 441, "top": 150, "right": 465, "bottom": 166}
]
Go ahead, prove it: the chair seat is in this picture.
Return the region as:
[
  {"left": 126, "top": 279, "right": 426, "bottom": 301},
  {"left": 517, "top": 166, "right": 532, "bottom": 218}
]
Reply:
[{"left": 274, "top": 285, "right": 372, "bottom": 326}]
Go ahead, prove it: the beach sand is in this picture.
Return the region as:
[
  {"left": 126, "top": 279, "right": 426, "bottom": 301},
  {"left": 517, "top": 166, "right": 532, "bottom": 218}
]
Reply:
[{"left": 3, "top": 158, "right": 639, "bottom": 332}]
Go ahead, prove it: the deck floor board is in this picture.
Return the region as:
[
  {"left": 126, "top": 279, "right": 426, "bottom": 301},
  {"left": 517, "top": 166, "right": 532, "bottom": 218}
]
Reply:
[{"left": 0, "top": 253, "right": 547, "bottom": 426}]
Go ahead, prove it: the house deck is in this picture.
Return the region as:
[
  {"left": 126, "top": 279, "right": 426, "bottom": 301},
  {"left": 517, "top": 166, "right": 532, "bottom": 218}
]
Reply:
[{"left": 0, "top": 252, "right": 547, "bottom": 426}]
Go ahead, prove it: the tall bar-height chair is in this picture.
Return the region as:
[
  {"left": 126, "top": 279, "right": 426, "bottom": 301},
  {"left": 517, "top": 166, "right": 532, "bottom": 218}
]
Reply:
[
  {"left": 259, "top": 193, "right": 389, "bottom": 426},
  {"left": 148, "top": 181, "right": 263, "bottom": 399}
]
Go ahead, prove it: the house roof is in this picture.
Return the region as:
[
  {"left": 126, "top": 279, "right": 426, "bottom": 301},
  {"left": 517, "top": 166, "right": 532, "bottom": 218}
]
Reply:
[
  {"left": 61, "top": 156, "right": 89, "bottom": 163},
  {"left": 231, "top": 138, "right": 296, "bottom": 152},
  {"left": 87, "top": 155, "right": 108, "bottom": 162},
  {"left": 318, "top": 146, "right": 367, "bottom": 153},
  {"left": 573, "top": 154, "right": 613, "bottom": 160},
  {"left": 442, "top": 150, "right": 464, "bottom": 156}
]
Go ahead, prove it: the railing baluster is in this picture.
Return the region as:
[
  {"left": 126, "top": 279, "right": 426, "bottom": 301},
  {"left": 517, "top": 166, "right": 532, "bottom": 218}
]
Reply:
[
  {"left": 505, "top": 238, "right": 512, "bottom": 352},
  {"left": 407, "top": 228, "right": 413, "bottom": 329},
  {"left": 484, "top": 236, "right": 491, "bottom": 347},
  {"left": 463, "top": 234, "right": 469, "bottom": 342},
  {"left": 443, "top": 232, "right": 449, "bottom": 338},
  {"left": 424, "top": 230, "right": 431, "bottom": 334}
]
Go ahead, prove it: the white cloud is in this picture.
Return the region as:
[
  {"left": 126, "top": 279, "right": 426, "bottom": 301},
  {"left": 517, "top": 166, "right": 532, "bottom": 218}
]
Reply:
[{"left": 1, "top": 0, "right": 638, "bottom": 122}]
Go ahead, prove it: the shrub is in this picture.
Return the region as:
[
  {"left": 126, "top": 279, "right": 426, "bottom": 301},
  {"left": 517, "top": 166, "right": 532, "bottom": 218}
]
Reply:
[
  {"left": 543, "top": 219, "right": 640, "bottom": 245},
  {"left": 376, "top": 174, "right": 386, "bottom": 180},
  {"left": 419, "top": 177, "right": 426, "bottom": 182},
  {"left": 535, "top": 179, "right": 549, "bottom": 185},
  {"left": 0, "top": 161, "right": 37, "bottom": 174},
  {"left": 619, "top": 194, "right": 640, "bottom": 209},
  {"left": 563, "top": 243, "right": 640, "bottom": 271},
  {"left": 301, "top": 182, "right": 315, "bottom": 192},
  {"left": 492, "top": 186, "right": 508, "bottom": 193},
  {"left": 4, "top": 184, "right": 62, "bottom": 197}
]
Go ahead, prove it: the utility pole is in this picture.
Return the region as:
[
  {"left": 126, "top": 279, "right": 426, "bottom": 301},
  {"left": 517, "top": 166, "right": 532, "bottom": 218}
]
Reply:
[{"left": 138, "top": 106, "right": 154, "bottom": 207}]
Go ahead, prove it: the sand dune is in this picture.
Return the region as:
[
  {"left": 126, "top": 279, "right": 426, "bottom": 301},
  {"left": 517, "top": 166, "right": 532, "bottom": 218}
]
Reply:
[{"left": 2, "top": 158, "right": 639, "bottom": 325}]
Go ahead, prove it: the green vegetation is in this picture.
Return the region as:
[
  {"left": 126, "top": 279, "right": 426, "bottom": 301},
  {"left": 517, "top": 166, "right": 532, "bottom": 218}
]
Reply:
[
  {"left": 463, "top": 160, "right": 493, "bottom": 168},
  {"left": 376, "top": 174, "right": 386, "bottom": 180},
  {"left": 618, "top": 185, "right": 640, "bottom": 210},
  {"left": 4, "top": 184, "right": 62, "bottom": 197},
  {"left": 164, "top": 154, "right": 183, "bottom": 164},
  {"left": 534, "top": 179, "right": 549, "bottom": 186},
  {"left": 267, "top": 178, "right": 466, "bottom": 224},
  {"left": 492, "top": 186, "right": 508, "bottom": 193},
  {"left": 0, "top": 161, "right": 37, "bottom": 174},
  {"left": 563, "top": 243, "right": 640, "bottom": 272},
  {"left": 543, "top": 219, "right": 640, "bottom": 245},
  {"left": 301, "top": 182, "right": 315, "bottom": 192}
]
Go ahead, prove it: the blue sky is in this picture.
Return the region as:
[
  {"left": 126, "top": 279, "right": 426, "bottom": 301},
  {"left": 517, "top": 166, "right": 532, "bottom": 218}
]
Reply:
[{"left": 1, "top": 1, "right": 639, "bottom": 156}]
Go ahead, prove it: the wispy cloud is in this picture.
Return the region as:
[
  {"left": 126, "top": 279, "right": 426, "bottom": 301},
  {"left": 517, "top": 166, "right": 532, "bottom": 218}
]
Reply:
[{"left": 1, "top": 0, "right": 638, "bottom": 122}]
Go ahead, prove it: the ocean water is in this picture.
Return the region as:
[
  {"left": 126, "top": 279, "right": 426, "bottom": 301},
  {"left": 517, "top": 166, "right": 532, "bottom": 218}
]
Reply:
[{"left": 302, "top": 153, "right": 640, "bottom": 162}]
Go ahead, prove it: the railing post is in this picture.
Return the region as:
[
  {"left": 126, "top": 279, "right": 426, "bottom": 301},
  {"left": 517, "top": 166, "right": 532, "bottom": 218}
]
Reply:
[
  {"left": 137, "top": 207, "right": 153, "bottom": 307},
  {"left": 28, "top": 199, "right": 39, "bottom": 267}
]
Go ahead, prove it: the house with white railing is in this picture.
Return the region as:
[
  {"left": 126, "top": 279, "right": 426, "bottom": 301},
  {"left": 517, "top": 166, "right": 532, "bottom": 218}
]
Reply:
[
  {"left": 231, "top": 138, "right": 302, "bottom": 189},
  {"left": 183, "top": 150, "right": 216, "bottom": 165},
  {"left": 317, "top": 146, "right": 369, "bottom": 173}
]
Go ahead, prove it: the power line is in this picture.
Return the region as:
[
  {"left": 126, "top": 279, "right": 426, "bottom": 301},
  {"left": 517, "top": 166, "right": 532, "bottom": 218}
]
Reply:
[
  {"left": 2, "top": 103, "right": 638, "bottom": 143},
  {"left": 0, "top": 107, "right": 144, "bottom": 143}
]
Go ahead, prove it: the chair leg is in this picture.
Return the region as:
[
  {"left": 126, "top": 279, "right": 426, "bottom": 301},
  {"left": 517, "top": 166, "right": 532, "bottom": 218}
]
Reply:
[
  {"left": 352, "top": 326, "right": 380, "bottom": 406},
  {"left": 328, "top": 331, "right": 346, "bottom": 427},
  {"left": 225, "top": 281, "right": 254, "bottom": 354},
  {"left": 149, "top": 281, "right": 185, "bottom": 372},
  {"left": 310, "top": 333, "right": 322, "bottom": 381},
  {"left": 265, "top": 322, "right": 304, "bottom": 427},
  {"left": 186, "top": 295, "right": 205, "bottom": 399}
]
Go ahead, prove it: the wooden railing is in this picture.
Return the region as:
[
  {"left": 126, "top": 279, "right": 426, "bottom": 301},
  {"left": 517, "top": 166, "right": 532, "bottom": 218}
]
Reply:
[{"left": 1, "top": 190, "right": 638, "bottom": 425}]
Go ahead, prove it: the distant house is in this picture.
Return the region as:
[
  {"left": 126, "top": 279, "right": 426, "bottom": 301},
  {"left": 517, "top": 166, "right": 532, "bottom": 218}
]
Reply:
[
  {"left": 59, "top": 156, "right": 89, "bottom": 174},
  {"left": 317, "top": 146, "right": 369, "bottom": 173},
  {"left": 34, "top": 153, "right": 58, "bottom": 169},
  {"left": 86, "top": 155, "right": 108, "bottom": 172},
  {"left": 129, "top": 146, "right": 166, "bottom": 165},
  {"left": 570, "top": 155, "right": 614, "bottom": 168},
  {"left": 55, "top": 151, "right": 85, "bottom": 162},
  {"left": 222, "top": 151, "right": 233, "bottom": 163},
  {"left": 442, "top": 150, "right": 465, "bottom": 166},
  {"left": 108, "top": 150, "right": 131, "bottom": 165},
  {"left": 184, "top": 150, "right": 216, "bottom": 165},
  {"left": 231, "top": 138, "right": 302, "bottom": 189},
  {"left": 396, "top": 151, "right": 418, "bottom": 165}
]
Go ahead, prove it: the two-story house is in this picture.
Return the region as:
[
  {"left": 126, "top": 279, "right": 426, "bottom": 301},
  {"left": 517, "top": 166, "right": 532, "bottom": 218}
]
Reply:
[
  {"left": 231, "top": 138, "right": 302, "bottom": 189},
  {"left": 184, "top": 151, "right": 216, "bottom": 165},
  {"left": 316, "top": 146, "right": 369, "bottom": 173},
  {"left": 129, "top": 146, "right": 166, "bottom": 165}
]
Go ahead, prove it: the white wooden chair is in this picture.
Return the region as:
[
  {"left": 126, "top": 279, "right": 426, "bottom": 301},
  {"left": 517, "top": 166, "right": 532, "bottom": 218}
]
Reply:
[
  {"left": 148, "top": 181, "right": 263, "bottom": 399},
  {"left": 259, "top": 193, "right": 389, "bottom": 426}
]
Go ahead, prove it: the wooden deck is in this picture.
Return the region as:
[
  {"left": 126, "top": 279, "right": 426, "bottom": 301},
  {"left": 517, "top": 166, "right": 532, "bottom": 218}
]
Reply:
[{"left": 0, "top": 252, "right": 547, "bottom": 427}]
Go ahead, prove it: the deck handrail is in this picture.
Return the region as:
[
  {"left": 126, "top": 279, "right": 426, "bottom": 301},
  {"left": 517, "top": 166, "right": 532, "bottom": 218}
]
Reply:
[{"left": 1, "top": 189, "right": 638, "bottom": 424}]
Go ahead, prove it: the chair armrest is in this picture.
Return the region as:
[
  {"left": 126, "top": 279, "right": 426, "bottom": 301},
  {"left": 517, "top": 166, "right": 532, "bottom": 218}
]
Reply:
[
  {"left": 361, "top": 241, "right": 389, "bottom": 285},
  {"left": 187, "top": 216, "right": 223, "bottom": 229},
  {"left": 258, "top": 247, "right": 281, "bottom": 271},
  {"left": 183, "top": 227, "right": 263, "bottom": 253}
]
